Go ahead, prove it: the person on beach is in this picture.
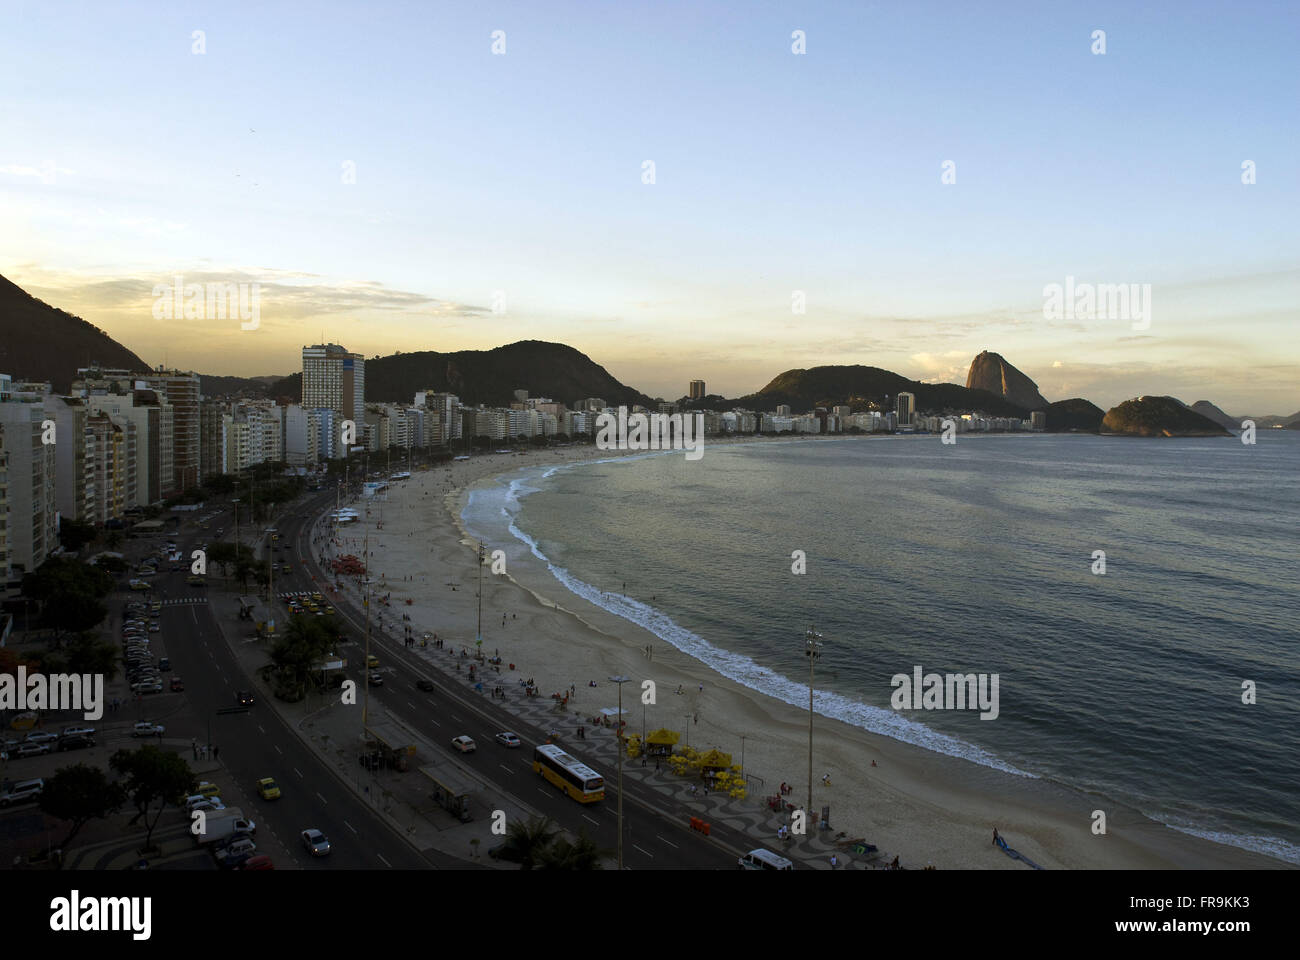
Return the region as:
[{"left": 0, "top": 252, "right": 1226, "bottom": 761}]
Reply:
[
  {"left": 992, "top": 827, "right": 999, "bottom": 845},
  {"left": 822, "top": 773, "right": 831, "bottom": 786}
]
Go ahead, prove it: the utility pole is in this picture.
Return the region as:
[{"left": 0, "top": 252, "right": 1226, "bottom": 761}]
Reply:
[
  {"left": 805, "top": 626, "right": 823, "bottom": 825},
  {"left": 609, "top": 675, "right": 629, "bottom": 869},
  {"left": 476, "top": 540, "right": 484, "bottom": 653},
  {"left": 363, "top": 517, "right": 371, "bottom": 733}
]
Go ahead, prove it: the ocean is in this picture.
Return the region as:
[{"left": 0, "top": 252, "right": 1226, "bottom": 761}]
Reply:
[{"left": 462, "top": 432, "right": 1300, "bottom": 863}]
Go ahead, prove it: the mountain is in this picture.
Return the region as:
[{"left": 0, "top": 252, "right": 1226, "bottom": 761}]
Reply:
[
  {"left": 738, "top": 365, "right": 1030, "bottom": 417},
  {"left": 1044, "top": 398, "right": 1105, "bottom": 432},
  {"left": 1190, "top": 400, "right": 1240, "bottom": 431},
  {"left": 270, "top": 341, "right": 654, "bottom": 408},
  {"left": 1101, "top": 396, "right": 1232, "bottom": 437},
  {"left": 197, "top": 374, "right": 285, "bottom": 399},
  {"left": 0, "top": 273, "right": 150, "bottom": 392},
  {"left": 965, "top": 350, "right": 1050, "bottom": 411}
]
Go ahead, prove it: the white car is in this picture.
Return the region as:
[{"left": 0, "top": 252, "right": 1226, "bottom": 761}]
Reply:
[
  {"left": 132, "top": 721, "right": 165, "bottom": 737},
  {"left": 451, "top": 736, "right": 477, "bottom": 754},
  {"left": 494, "top": 732, "right": 522, "bottom": 749},
  {"left": 24, "top": 731, "right": 59, "bottom": 744},
  {"left": 301, "top": 828, "right": 331, "bottom": 856},
  {"left": 184, "top": 795, "right": 227, "bottom": 814}
]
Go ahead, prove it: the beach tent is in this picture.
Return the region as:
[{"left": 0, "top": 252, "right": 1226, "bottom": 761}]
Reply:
[
  {"left": 697, "top": 748, "right": 733, "bottom": 772},
  {"left": 645, "top": 728, "right": 680, "bottom": 757}
]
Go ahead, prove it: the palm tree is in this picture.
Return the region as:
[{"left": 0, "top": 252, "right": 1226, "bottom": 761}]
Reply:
[
  {"left": 538, "top": 829, "right": 607, "bottom": 870},
  {"left": 505, "top": 814, "right": 560, "bottom": 870}
]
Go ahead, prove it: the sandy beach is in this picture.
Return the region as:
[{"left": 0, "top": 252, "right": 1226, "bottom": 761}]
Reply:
[{"left": 320, "top": 439, "right": 1284, "bottom": 869}]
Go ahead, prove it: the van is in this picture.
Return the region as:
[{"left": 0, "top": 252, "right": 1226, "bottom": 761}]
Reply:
[
  {"left": 738, "top": 848, "right": 794, "bottom": 871},
  {"left": 0, "top": 779, "right": 45, "bottom": 807}
]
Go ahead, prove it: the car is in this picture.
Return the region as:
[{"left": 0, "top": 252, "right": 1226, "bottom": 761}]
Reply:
[
  {"left": 365, "top": 655, "right": 379, "bottom": 669},
  {"left": 237, "top": 854, "right": 274, "bottom": 870},
  {"left": 187, "top": 575, "right": 206, "bottom": 586},
  {"left": 367, "top": 671, "right": 383, "bottom": 687},
  {"left": 214, "top": 836, "right": 257, "bottom": 857},
  {"left": 184, "top": 795, "right": 226, "bottom": 814},
  {"left": 416, "top": 679, "right": 435, "bottom": 692},
  {"left": 494, "top": 732, "right": 522, "bottom": 749},
  {"left": 0, "top": 779, "right": 44, "bottom": 807},
  {"left": 131, "top": 681, "right": 164, "bottom": 694},
  {"left": 170, "top": 677, "right": 185, "bottom": 692},
  {"left": 196, "top": 781, "right": 220, "bottom": 798},
  {"left": 61, "top": 725, "right": 96, "bottom": 738},
  {"left": 451, "top": 736, "right": 477, "bottom": 754},
  {"left": 215, "top": 847, "right": 257, "bottom": 869},
  {"left": 301, "top": 829, "right": 331, "bottom": 856},
  {"left": 57, "top": 735, "right": 95, "bottom": 752},
  {"left": 158, "top": 657, "right": 170, "bottom": 671},
  {"left": 24, "top": 731, "right": 59, "bottom": 744},
  {"left": 257, "top": 778, "right": 281, "bottom": 800},
  {"left": 236, "top": 690, "right": 255, "bottom": 706},
  {"left": 148, "top": 623, "right": 160, "bottom": 632},
  {"left": 133, "top": 721, "right": 165, "bottom": 737},
  {"left": 129, "top": 580, "right": 150, "bottom": 590},
  {"left": 14, "top": 742, "right": 50, "bottom": 758}
]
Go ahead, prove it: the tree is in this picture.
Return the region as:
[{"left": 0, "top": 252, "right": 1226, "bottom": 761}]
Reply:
[
  {"left": 37, "top": 631, "right": 120, "bottom": 681},
  {"left": 58, "top": 518, "right": 98, "bottom": 553},
  {"left": 109, "top": 746, "right": 196, "bottom": 851},
  {"left": 268, "top": 614, "right": 337, "bottom": 701},
  {"left": 21, "top": 557, "right": 114, "bottom": 642},
  {"left": 503, "top": 814, "right": 561, "bottom": 870},
  {"left": 538, "top": 829, "right": 606, "bottom": 870},
  {"left": 39, "top": 764, "right": 127, "bottom": 850}
]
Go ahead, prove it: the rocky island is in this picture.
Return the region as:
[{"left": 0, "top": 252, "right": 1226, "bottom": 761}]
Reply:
[{"left": 1101, "top": 396, "right": 1233, "bottom": 437}]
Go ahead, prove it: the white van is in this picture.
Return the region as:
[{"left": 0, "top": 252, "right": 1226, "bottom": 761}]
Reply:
[{"left": 738, "top": 848, "right": 795, "bottom": 871}]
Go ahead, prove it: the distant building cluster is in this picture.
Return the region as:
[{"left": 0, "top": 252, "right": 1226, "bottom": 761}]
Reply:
[{"left": 0, "top": 343, "right": 1044, "bottom": 592}]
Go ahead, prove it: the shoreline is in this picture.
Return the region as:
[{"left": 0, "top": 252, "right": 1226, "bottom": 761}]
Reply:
[{"left": 350, "top": 439, "right": 1288, "bottom": 869}]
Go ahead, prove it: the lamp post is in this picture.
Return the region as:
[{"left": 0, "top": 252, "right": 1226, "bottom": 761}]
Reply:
[
  {"left": 805, "top": 626, "right": 823, "bottom": 825},
  {"left": 609, "top": 675, "right": 629, "bottom": 869}
]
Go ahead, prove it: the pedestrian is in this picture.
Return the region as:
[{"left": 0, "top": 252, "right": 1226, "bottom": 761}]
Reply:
[
  {"left": 992, "top": 827, "right": 999, "bottom": 846},
  {"left": 830, "top": 854, "right": 838, "bottom": 869},
  {"left": 699, "top": 683, "right": 703, "bottom": 693}
]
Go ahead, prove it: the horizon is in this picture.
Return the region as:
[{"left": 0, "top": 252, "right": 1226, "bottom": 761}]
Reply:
[{"left": 3, "top": 0, "right": 1297, "bottom": 412}]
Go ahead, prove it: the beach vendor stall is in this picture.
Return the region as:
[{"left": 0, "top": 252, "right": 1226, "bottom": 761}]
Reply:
[{"left": 645, "top": 727, "right": 681, "bottom": 758}]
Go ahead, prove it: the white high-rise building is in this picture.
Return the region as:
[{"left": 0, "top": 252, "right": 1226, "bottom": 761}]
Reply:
[{"left": 302, "top": 344, "right": 365, "bottom": 426}]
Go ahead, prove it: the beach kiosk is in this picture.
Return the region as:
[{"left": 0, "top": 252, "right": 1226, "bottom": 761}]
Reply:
[
  {"left": 645, "top": 728, "right": 681, "bottom": 758},
  {"left": 364, "top": 721, "right": 417, "bottom": 771},
  {"left": 420, "top": 764, "right": 474, "bottom": 822}
]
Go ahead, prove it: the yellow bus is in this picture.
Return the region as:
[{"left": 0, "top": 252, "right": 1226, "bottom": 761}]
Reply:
[{"left": 532, "top": 744, "right": 604, "bottom": 803}]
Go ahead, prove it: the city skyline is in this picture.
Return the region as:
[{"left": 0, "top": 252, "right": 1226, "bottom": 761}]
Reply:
[{"left": 3, "top": 1, "right": 1297, "bottom": 413}]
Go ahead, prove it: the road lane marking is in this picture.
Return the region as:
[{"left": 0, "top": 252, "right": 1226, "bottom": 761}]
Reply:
[
  {"left": 259, "top": 725, "right": 265, "bottom": 734},
  {"left": 537, "top": 788, "right": 551, "bottom": 798},
  {"left": 583, "top": 814, "right": 600, "bottom": 826},
  {"left": 344, "top": 820, "right": 358, "bottom": 834},
  {"left": 498, "top": 764, "right": 514, "bottom": 774},
  {"left": 450, "top": 714, "right": 460, "bottom": 722},
  {"left": 633, "top": 845, "right": 654, "bottom": 858},
  {"left": 316, "top": 792, "right": 328, "bottom": 804},
  {"left": 656, "top": 835, "right": 679, "bottom": 849},
  {"left": 275, "top": 745, "right": 283, "bottom": 754},
  {"left": 377, "top": 854, "right": 392, "bottom": 868},
  {"left": 294, "top": 767, "right": 303, "bottom": 778}
]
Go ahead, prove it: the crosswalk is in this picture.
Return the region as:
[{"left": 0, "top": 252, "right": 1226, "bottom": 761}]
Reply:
[{"left": 161, "top": 597, "right": 208, "bottom": 605}]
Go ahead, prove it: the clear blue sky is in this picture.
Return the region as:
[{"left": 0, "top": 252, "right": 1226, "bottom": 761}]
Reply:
[{"left": 2, "top": 0, "right": 1297, "bottom": 412}]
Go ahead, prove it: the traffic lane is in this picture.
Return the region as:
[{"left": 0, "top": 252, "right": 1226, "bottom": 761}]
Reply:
[{"left": 163, "top": 601, "right": 429, "bottom": 870}]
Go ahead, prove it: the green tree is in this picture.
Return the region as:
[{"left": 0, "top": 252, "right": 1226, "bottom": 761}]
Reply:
[
  {"left": 109, "top": 746, "right": 196, "bottom": 851},
  {"left": 267, "top": 614, "right": 336, "bottom": 700},
  {"left": 37, "top": 631, "right": 120, "bottom": 681},
  {"left": 503, "top": 813, "right": 561, "bottom": 870},
  {"left": 21, "top": 557, "right": 114, "bottom": 642},
  {"left": 39, "top": 763, "right": 127, "bottom": 850},
  {"left": 537, "top": 829, "right": 606, "bottom": 870},
  {"left": 58, "top": 518, "right": 98, "bottom": 552}
]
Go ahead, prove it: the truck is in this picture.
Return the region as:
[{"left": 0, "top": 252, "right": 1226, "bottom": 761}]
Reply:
[{"left": 193, "top": 808, "right": 254, "bottom": 845}]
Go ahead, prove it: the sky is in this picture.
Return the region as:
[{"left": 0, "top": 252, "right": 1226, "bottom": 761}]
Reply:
[{"left": 1, "top": 0, "right": 1297, "bottom": 413}]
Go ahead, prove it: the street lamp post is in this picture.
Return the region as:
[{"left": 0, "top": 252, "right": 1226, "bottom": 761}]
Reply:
[
  {"left": 805, "top": 626, "right": 823, "bottom": 826},
  {"left": 609, "top": 675, "right": 630, "bottom": 869}
]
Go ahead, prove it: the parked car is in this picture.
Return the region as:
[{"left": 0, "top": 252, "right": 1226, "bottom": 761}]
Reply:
[
  {"left": 24, "top": 731, "right": 59, "bottom": 744},
  {"left": 0, "top": 779, "right": 44, "bottom": 807},
  {"left": 133, "top": 721, "right": 165, "bottom": 737},
  {"left": 184, "top": 796, "right": 226, "bottom": 814},
  {"left": 60, "top": 725, "right": 96, "bottom": 738},
  {"left": 451, "top": 736, "right": 477, "bottom": 754},
  {"left": 170, "top": 677, "right": 185, "bottom": 692},
  {"left": 158, "top": 657, "right": 170, "bottom": 671},
  {"left": 14, "top": 742, "right": 50, "bottom": 758},
  {"left": 237, "top": 855, "right": 274, "bottom": 870},
  {"left": 301, "top": 829, "right": 331, "bottom": 856},
  {"left": 57, "top": 735, "right": 95, "bottom": 752}
]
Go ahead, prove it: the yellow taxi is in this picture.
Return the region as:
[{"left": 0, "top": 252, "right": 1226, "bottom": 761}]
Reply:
[
  {"left": 257, "top": 777, "right": 281, "bottom": 800},
  {"left": 366, "top": 655, "right": 379, "bottom": 669}
]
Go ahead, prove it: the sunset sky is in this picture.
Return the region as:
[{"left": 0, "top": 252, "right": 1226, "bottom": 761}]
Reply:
[{"left": 2, "top": 0, "right": 1296, "bottom": 412}]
